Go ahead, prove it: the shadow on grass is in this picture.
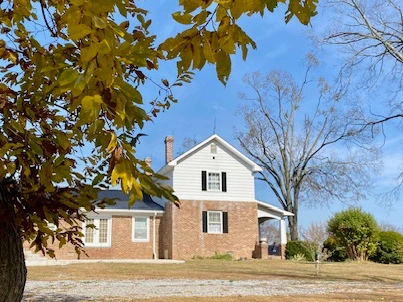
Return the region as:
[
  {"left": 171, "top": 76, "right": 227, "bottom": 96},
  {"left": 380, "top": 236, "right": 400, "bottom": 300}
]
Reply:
[{"left": 23, "top": 293, "right": 92, "bottom": 302}]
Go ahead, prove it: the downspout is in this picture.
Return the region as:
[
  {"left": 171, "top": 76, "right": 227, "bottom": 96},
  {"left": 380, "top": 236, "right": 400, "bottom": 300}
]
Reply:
[{"left": 153, "top": 212, "right": 157, "bottom": 259}]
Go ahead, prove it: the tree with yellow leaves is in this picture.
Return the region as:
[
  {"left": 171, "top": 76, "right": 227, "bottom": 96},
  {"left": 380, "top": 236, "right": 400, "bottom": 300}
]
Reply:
[{"left": 0, "top": 0, "right": 317, "bottom": 300}]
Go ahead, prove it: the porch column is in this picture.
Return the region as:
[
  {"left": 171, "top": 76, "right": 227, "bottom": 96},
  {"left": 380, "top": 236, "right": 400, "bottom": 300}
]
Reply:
[{"left": 279, "top": 218, "right": 287, "bottom": 260}]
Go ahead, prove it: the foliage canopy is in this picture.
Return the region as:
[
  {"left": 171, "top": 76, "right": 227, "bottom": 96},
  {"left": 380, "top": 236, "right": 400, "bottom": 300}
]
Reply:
[
  {"left": 327, "top": 207, "right": 380, "bottom": 261},
  {"left": 370, "top": 231, "right": 403, "bottom": 264}
]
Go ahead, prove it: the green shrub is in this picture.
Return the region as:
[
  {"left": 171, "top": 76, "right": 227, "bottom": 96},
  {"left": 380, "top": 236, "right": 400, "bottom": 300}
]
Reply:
[
  {"left": 285, "top": 240, "right": 312, "bottom": 261},
  {"left": 210, "top": 252, "right": 233, "bottom": 260},
  {"left": 323, "top": 236, "right": 348, "bottom": 262},
  {"left": 327, "top": 207, "right": 379, "bottom": 261},
  {"left": 370, "top": 231, "right": 403, "bottom": 264}
]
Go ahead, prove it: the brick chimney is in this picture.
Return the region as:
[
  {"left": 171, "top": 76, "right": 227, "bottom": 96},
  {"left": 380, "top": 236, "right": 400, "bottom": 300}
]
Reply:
[
  {"left": 145, "top": 157, "right": 152, "bottom": 175},
  {"left": 164, "top": 136, "right": 174, "bottom": 164}
]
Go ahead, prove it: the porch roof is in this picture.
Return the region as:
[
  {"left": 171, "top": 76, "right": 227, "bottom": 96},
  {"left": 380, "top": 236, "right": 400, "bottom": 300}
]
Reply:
[{"left": 256, "top": 200, "right": 294, "bottom": 220}]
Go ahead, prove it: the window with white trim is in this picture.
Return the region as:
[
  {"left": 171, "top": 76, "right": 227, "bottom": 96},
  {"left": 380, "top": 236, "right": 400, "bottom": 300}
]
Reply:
[
  {"left": 132, "top": 217, "right": 149, "bottom": 242},
  {"left": 83, "top": 217, "right": 111, "bottom": 247},
  {"left": 208, "top": 172, "right": 220, "bottom": 191},
  {"left": 208, "top": 211, "right": 223, "bottom": 234},
  {"left": 202, "top": 171, "right": 227, "bottom": 192}
]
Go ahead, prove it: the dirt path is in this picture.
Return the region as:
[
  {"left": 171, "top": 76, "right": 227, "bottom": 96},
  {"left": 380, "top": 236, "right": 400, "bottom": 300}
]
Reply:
[{"left": 22, "top": 279, "right": 403, "bottom": 301}]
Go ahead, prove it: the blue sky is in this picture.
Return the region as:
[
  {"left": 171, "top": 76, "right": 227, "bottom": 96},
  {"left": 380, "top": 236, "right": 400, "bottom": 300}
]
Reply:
[{"left": 132, "top": 2, "right": 403, "bottom": 230}]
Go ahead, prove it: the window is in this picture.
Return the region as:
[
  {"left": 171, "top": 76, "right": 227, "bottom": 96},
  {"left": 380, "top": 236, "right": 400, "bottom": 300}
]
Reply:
[
  {"left": 208, "top": 172, "right": 220, "bottom": 191},
  {"left": 202, "top": 171, "right": 227, "bottom": 192},
  {"left": 208, "top": 211, "right": 222, "bottom": 233},
  {"left": 132, "top": 217, "right": 149, "bottom": 242},
  {"left": 202, "top": 211, "right": 228, "bottom": 234},
  {"left": 83, "top": 217, "right": 111, "bottom": 247}
]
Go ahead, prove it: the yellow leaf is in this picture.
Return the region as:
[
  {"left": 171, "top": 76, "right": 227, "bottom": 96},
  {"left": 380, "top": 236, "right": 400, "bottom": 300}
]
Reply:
[
  {"left": 72, "top": 74, "right": 85, "bottom": 97},
  {"left": 193, "top": 9, "right": 208, "bottom": 25},
  {"left": 215, "top": 50, "right": 231, "bottom": 85},
  {"left": 203, "top": 37, "right": 215, "bottom": 63},
  {"left": 111, "top": 162, "right": 124, "bottom": 186},
  {"left": 58, "top": 69, "right": 79, "bottom": 86},
  {"left": 94, "top": 94, "right": 103, "bottom": 104},
  {"left": 172, "top": 11, "right": 192, "bottom": 24},
  {"left": 81, "top": 95, "right": 95, "bottom": 111},
  {"left": 81, "top": 43, "right": 98, "bottom": 63},
  {"left": 98, "top": 39, "right": 112, "bottom": 55},
  {"left": 216, "top": 5, "right": 228, "bottom": 21},
  {"left": 93, "top": 16, "right": 107, "bottom": 29},
  {"left": 129, "top": 181, "right": 143, "bottom": 206},
  {"left": 114, "top": 77, "right": 142, "bottom": 104},
  {"left": 219, "top": 35, "right": 235, "bottom": 54},
  {"left": 106, "top": 132, "right": 117, "bottom": 153},
  {"left": 68, "top": 24, "right": 92, "bottom": 40},
  {"left": 70, "top": 0, "right": 85, "bottom": 5}
]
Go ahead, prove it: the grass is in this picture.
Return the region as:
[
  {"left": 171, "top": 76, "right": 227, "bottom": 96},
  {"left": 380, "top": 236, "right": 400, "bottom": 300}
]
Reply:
[
  {"left": 28, "top": 259, "right": 403, "bottom": 283},
  {"left": 26, "top": 259, "right": 403, "bottom": 301}
]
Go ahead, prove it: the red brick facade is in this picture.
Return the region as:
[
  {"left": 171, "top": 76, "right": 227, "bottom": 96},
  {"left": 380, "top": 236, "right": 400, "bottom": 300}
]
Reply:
[
  {"left": 160, "top": 200, "right": 259, "bottom": 260},
  {"left": 25, "top": 201, "right": 260, "bottom": 260},
  {"left": 27, "top": 215, "right": 162, "bottom": 260}
]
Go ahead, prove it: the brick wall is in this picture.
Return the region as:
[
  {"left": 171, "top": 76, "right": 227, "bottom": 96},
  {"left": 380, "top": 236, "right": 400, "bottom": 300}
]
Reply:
[
  {"left": 168, "top": 200, "right": 258, "bottom": 260},
  {"left": 159, "top": 202, "right": 173, "bottom": 259},
  {"left": 25, "top": 215, "right": 162, "bottom": 260}
]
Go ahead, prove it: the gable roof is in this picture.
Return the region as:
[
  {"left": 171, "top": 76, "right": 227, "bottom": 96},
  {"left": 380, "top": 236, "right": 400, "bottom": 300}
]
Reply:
[
  {"left": 158, "top": 134, "right": 262, "bottom": 174},
  {"left": 95, "top": 190, "right": 164, "bottom": 213}
]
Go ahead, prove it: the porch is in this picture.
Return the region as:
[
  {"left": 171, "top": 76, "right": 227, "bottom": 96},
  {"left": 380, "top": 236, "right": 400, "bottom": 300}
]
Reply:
[{"left": 254, "top": 200, "right": 294, "bottom": 259}]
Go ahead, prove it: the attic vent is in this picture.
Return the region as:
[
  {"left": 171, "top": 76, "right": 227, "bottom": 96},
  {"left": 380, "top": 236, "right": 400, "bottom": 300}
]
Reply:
[{"left": 210, "top": 143, "right": 217, "bottom": 154}]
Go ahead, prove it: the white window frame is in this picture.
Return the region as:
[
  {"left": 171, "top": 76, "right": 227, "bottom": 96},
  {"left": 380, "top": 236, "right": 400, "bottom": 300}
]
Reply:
[
  {"left": 132, "top": 216, "right": 150, "bottom": 242},
  {"left": 207, "top": 211, "right": 223, "bottom": 234},
  {"left": 207, "top": 172, "right": 221, "bottom": 191},
  {"left": 82, "top": 216, "right": 112, "bottom": 247}
]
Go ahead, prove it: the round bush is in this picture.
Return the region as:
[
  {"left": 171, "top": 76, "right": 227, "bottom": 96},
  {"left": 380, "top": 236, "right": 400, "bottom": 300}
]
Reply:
[
  {"left": 323, "top": 236, "right": 348, "bottom": 262},
  {"left": 327, "top": 207, "right": 379, "bottom": 260},
  {"left": 370, "top": 231, "right": 403, "bottom": 264},
  {"left": 285, "top": 240, "right": 312, "bottom": 261}
]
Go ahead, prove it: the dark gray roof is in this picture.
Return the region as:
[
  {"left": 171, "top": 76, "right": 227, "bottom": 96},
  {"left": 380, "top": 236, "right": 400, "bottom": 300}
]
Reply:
[{"left": 97, "top": 190, "right": 164, "bottom": 211}]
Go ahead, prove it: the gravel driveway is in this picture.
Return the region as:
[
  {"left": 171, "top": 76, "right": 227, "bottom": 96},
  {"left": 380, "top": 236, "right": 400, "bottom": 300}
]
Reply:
[{"left": 22, "top": 279, "right": 403, "bottom": 301}]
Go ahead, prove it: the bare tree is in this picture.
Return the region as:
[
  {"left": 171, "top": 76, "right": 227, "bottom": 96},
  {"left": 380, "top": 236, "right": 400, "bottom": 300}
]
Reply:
[
  {"left": 236, "top": 57, "right": 381, "bottom": 240},
  {"left": 260, "top": 220, "right": 281, "bottom": 244},
  {"left": 321, "top": 0, "right": 403, "bottom": 118},
  {"left": 319, "top": 0, "right": 403, "bottom": 196},
  {"left": 300, "top": 222, "right": 329, "bottom": 274}
]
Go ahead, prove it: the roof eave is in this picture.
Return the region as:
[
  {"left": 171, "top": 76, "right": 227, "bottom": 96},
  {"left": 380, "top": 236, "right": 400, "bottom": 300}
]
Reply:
[
  {"left": 256, "top": 200, "right": 294, "bottom": 217},
  {"left": 90, "top": 209, "right": 165, "bottom": 215}
]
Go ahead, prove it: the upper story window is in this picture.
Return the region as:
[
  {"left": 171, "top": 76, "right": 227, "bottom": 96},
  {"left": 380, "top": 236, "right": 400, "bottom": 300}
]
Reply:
[
  {"left": 83, "top": 216, "right": 111, "bottom": 247},
  {"left": 132, "top": 216, "right": 149, "bottom": 242},
  {"left": 201, "top": 171, "right": 227, "bottom": 192},
  {"left": 208, "top": 172, "right": 220, "bottom": 191}
]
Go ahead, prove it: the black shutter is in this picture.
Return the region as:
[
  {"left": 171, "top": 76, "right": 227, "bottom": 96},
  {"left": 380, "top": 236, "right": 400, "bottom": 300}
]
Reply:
[
  {"left": 202, "top": 211, "right": 207, "bottom": 233},
  {"left": 202, "top": 171, "right": 207, "bottom": 191},
  {"left": 223, "top": 212, "right": 228, "bottom": 233},
  {"left": 221, "top": 172, "right": 227, "bottom": 192}
]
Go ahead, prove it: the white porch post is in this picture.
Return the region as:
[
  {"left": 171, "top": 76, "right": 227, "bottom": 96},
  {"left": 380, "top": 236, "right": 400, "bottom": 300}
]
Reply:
[{"left": 279, "top": 218, "right": 287, "bottom": 259}]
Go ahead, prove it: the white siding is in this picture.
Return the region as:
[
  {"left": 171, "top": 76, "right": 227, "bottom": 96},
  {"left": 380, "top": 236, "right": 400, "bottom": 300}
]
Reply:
[
  {"left": 156, "top": 170, "right": 173, "bottom": 188},
  {"left": 172, "top": 141, "right": 256, "bottom": 201}
]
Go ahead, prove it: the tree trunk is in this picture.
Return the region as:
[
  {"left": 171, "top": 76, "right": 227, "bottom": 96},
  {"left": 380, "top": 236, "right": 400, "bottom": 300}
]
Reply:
[
  {"left": 288, "top": 214, "right": 299, "bottom": 240},
  {"left": 0, "top": 183, "right": 27, "bottom": 302}
]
